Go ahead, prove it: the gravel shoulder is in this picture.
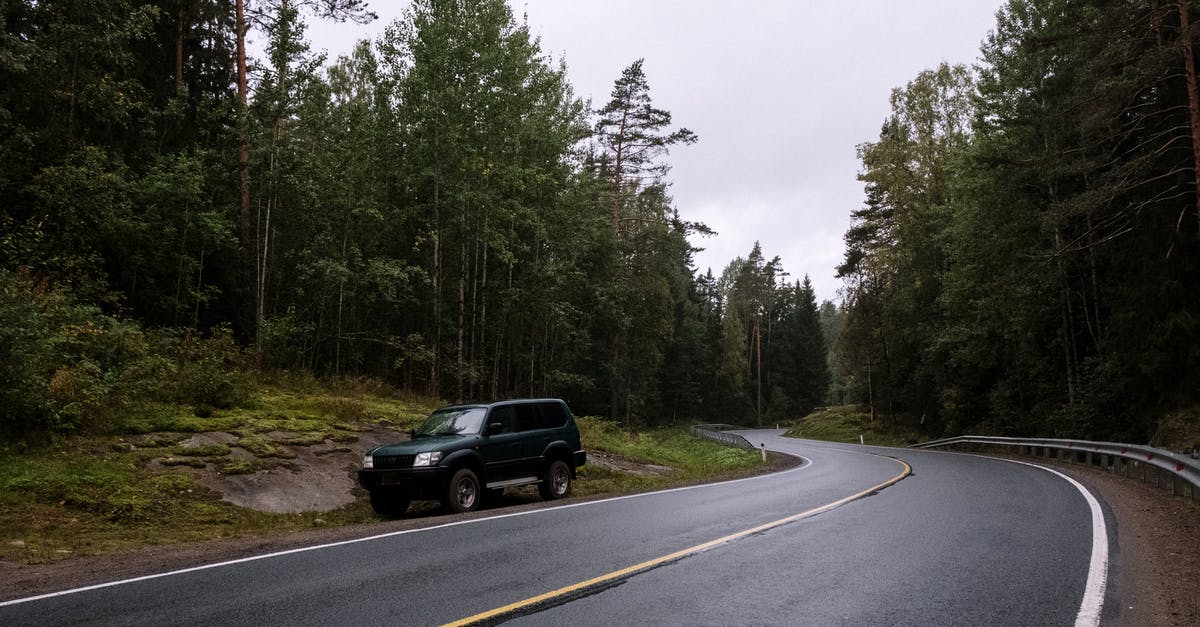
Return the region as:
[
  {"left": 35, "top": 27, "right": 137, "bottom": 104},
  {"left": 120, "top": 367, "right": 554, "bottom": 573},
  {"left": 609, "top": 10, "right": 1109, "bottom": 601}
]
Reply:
[{"left": 1030, "top": 459, "right": 1200, "bottom": 626}]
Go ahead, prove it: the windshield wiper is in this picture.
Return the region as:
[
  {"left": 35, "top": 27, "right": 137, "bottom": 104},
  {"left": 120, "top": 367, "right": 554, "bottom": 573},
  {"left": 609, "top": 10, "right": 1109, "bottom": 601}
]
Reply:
[{"left": 433, "top": 430, "right": 463, "bottom": 436}]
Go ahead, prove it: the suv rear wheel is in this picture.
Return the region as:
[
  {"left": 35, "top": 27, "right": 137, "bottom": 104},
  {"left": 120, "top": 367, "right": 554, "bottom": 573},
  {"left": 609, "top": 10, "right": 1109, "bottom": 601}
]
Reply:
[
  {"left": 539, "top": 460, "right": 572, "bottom": 500},
  {"left": 444, "top": 468, "right": 481, "bottom": 513}
]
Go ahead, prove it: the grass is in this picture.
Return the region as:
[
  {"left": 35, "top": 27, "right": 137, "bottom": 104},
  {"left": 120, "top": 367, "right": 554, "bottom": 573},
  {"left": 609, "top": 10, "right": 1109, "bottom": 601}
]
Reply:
[
  {"left": 784, "top": 405, "right": 922, "bottom": 448},
  {"left": 573, "top": 417, "right": 763, "bottom": 496},
  {"left": 0, "top": 381, "right": 765, "bottom": 565},
  {"left": 1150, "top": 408, "right": 1200, "bottom": 453}
]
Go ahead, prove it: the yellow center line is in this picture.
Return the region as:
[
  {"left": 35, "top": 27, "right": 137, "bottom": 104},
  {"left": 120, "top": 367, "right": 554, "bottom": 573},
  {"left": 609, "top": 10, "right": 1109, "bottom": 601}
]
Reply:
[{"left": 441, "top": 457, "right": 913, "bottom": 627}]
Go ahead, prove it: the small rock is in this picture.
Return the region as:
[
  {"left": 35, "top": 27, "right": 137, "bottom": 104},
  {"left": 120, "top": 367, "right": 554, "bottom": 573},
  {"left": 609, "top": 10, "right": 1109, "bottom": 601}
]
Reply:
[{"left": 10, "top": 540, "right": 26, "bottom": 547}]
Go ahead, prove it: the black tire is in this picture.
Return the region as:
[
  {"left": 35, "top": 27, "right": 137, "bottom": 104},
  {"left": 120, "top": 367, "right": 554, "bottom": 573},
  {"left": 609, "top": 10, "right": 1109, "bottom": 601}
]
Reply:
[
  {"left": 369, "top": 489, "right": 410, "bottom": 518},
  {"left": 444, "top": 468, "right": 481, "bottom": 513},
  {"left": 539, "top": 460, "right": 572, "bottom": 500}
]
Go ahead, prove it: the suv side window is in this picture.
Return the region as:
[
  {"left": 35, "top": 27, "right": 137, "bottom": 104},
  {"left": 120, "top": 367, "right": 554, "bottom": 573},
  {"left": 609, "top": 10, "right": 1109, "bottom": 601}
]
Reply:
[
  {"left": 537, "top": 402, "right": 568, "bottom": 428},
  {"left": 515, "top": 403, "right": 545, "bottom": 432},
  {"left": 488, "top": 405, "right": 516, "bottom": 434}
]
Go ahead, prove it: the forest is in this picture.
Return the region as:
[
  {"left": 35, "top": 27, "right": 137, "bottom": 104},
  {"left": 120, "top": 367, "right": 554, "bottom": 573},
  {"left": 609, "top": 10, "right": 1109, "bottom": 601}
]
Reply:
[
  {"left": 838, "top": 0, "right": 1200, "bottom": 443},
  {"left": 2, "top": 0, "right": 1198, "bottom": 445},
  {"left": 0, "top": 0, "right": 828, "bottom": 436}
]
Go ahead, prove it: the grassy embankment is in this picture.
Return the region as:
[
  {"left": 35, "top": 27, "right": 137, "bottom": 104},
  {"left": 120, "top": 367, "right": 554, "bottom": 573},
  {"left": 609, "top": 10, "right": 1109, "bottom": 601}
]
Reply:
[
  {"left": 0, "top": 378, "right": 760, "bottom": 565},
  {"left": 784, "top": 405, "right": 922, "bottom": 448},
  {"left": 787, "top": 405, "right": 1200, "bottom": 453}
]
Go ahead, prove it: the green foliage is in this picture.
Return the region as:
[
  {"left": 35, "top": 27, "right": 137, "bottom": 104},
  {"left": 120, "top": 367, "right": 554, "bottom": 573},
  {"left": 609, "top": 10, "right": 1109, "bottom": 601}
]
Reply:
[
  {"left": 785, "top": 406, "right": 920, "bottom": 448},
  {"left": 16, "top": 0, "right": 1192, "bottom": 446},
  {"left": 573, "top": 417, "right": 761, "bottom": 495},
  {"left": 157, "top": 326, "right": 249, "bottom": 409},
  {"left": 235, "top": 435, "right": 294, "bottom": 459},
  {"left": 834, "top": 0, "right": 1200, "bottom": 442},
  {"left": 0, "top": 271, "right": 257, "bottom": 438}
]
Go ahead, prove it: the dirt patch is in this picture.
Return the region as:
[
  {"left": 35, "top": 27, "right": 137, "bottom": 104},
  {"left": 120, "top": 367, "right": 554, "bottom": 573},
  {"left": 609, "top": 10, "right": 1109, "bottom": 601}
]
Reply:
[
  {"left": 179, "top": 426, "right": 404, "bottom": 513},
  {"left": 587, "top": 449, "right": 677, "bottom": 476}
]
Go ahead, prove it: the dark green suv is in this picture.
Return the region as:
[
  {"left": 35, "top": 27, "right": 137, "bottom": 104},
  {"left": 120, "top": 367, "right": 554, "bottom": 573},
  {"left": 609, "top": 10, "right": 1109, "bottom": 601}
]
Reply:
[{"left": 358, "top": 399, "right": 586, "bottom": 517}]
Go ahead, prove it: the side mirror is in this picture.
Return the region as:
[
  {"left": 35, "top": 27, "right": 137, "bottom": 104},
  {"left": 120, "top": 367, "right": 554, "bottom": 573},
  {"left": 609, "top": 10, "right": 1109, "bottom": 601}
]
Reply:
[
  {"left": 486, "top": 422, "right": 504, "bottom": 436},
  {"left": 408, "top": 429, "right": 416, "bottom": 439}
]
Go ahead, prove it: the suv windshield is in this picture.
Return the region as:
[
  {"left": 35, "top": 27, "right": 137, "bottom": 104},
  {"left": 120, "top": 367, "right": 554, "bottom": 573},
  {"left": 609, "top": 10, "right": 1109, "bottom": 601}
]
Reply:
[{"left": 414, "top": 407, "right": 487, "bottom": 437}]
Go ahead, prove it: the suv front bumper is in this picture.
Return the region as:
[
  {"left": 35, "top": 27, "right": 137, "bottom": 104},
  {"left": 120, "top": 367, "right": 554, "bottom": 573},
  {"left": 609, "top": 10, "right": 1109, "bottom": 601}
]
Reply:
[{"left": 357, "top": 466, "right": 453, "bottom": 499}]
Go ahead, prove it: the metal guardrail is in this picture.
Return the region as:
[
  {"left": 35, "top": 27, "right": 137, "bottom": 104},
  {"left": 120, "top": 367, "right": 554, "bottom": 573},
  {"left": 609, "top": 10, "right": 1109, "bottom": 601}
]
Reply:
[
  {"left": 691, "top": 424, "right": 758, "bottom": 451},
  {"left": 913, "top": 435, "right": 1200, "bottom": 501}
]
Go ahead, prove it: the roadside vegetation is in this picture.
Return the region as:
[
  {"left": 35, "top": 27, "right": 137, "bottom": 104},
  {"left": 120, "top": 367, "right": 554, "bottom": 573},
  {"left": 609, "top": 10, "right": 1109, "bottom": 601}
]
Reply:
[
  {"left": 785, "top": 406, "right": 923, "bottom": 449},
  {"left": 0, "top": 377, "right": 433, "bottom": 565},
  {"left": 0, "top": 374, "right": 761, "bottom": 566},
  {"left": 575, "top": 418, "right": 762, "bottom": 495}
]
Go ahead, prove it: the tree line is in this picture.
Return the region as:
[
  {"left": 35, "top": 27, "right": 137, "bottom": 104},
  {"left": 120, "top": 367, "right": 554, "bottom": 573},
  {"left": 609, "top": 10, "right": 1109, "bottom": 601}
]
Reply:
[
  {"left": 836, "top": 0, "right": 1200, "bottom": 442},
  {"left": 0, "top": 0, "right": 829, "bottom": 436}
]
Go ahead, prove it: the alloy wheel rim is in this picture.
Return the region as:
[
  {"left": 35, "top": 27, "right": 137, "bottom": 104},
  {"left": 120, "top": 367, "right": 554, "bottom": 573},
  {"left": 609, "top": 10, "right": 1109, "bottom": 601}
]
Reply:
[{"left": 458, "top": 477, "right": 477, "bottom": 508}]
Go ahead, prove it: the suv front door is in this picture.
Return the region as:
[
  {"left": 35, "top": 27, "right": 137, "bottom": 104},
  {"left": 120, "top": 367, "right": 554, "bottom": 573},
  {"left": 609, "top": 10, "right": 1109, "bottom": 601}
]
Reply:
[{"left": 476, "top": 405, "right": 525, "bottom": 482}]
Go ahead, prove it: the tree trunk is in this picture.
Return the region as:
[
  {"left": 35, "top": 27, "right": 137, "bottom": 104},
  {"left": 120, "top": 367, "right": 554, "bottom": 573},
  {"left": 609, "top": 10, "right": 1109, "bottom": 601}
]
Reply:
[
  {"left": 174, "top": 3, "right": 184, "bottom": 95},
  {"left": 235, "top": 0, "right": 252, "bottom": 340},
  {"left": 431, "top": 178, "right": 442, "bottom": 399},
  {"left": 612, "top": 108, "right": 628, "bottom": 232},
  {"left": 1055, "top": 229, "right": 1078, "bottom": 407},
  {"left": 336, "top": 230, "right": 347, "bottom": 376},
  {"left": 1178, "top": 0, "right": 1200, "bottom": 235},
  {"left": 755, "top": 316, "right": 763, "bottom": 425},
  {"left": 866, "top": 351, "right": 875, "bottom": 423},
  {"left": 457, "top": 225, "right": 467, "bottom": 402}
]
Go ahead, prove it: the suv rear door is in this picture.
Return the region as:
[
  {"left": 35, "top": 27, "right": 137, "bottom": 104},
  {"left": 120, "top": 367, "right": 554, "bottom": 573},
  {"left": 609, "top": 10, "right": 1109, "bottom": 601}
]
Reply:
[{"left": 517, "top": 401, "right": 571, "bottom": 466}]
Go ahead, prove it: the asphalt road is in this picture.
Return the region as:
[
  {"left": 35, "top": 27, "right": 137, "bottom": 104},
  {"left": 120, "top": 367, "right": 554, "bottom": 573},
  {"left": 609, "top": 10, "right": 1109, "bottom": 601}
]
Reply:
[{"left": 0, "top": 431, "right": 1111, "bottom": 626}]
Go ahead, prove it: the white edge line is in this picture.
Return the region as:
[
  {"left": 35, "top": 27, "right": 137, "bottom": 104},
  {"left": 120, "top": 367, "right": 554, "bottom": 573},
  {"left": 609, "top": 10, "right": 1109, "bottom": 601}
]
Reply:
[
  {"left": 997, "top": 458, "right": 1109, "bottom": 627},
  {"left": 0, "top": 452, "right": 811, "bottom": 608}
]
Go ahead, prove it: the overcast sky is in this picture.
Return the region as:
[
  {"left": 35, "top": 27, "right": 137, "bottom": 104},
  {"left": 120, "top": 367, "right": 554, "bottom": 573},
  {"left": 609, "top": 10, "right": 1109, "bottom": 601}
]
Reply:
[{"left": 303, "top": 1, "right": 1005, "bottom": 303}]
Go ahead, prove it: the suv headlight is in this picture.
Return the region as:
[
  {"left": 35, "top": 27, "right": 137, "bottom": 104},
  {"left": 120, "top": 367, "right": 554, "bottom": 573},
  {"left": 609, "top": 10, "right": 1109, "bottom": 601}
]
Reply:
[
  {"left": 413, "top": 451, "right": 442, "bottom": 467},
  {"left": 363, "top": 454, "right": 374, "bottom": 469}
]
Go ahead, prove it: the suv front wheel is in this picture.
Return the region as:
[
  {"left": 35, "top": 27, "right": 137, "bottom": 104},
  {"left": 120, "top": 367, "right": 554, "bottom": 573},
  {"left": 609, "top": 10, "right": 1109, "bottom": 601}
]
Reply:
[
  {"left": 445, "top": 468, "right": 481, "bottom": 513},
  {"left": 539, "top": 460, "right": 572, "bottom": 500}
]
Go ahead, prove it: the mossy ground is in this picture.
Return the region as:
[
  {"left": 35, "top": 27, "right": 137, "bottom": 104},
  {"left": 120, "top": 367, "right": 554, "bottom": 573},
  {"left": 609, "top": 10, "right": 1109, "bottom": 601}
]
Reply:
[{"left": 0, "top": 379, "right": 438, "bottom": 564}]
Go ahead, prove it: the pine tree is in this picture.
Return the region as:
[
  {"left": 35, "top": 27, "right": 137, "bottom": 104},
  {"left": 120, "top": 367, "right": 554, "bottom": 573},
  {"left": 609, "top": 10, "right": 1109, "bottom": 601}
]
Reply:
[{"left": 594, "top": 59, "right": 697, "bottom": 233}]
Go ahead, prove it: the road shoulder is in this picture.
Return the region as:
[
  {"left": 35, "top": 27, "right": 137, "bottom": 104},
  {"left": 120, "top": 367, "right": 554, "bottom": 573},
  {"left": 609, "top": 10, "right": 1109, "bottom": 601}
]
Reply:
[{"left": 1049, "top": 462, "right": 1200, "bottom": 626}]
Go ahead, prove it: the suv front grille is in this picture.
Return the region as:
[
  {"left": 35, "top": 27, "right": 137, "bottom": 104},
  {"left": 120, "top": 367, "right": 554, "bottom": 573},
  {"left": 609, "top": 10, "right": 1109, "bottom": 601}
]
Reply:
[{"left": 374, "top": 454, "right": 416, "bottom": 469}]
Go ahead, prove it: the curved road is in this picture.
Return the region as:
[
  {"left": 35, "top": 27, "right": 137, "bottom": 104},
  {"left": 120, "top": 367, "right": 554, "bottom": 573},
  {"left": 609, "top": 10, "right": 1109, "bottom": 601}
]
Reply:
[{"left": 0, "top": 431, "right": 1112, "bottom": 626}]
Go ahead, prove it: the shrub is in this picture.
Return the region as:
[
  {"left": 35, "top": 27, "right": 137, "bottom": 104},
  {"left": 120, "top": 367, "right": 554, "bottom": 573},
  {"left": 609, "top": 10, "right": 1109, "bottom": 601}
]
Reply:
[
  {"left": 155, "top": 325, "right": 249, "bottom": 409},
  {"left": 0, "top": 270, "right": 252, "bottom": 438}
]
